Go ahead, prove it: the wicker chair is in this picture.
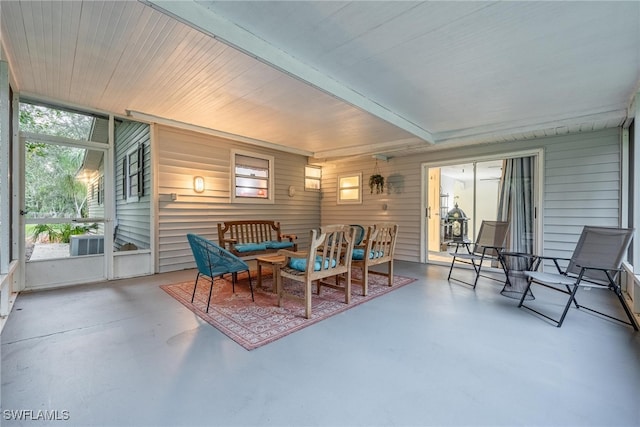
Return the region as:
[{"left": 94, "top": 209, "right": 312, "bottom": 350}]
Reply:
[{"left": 187, "top": 233, "right": 254, "bottom": 312}]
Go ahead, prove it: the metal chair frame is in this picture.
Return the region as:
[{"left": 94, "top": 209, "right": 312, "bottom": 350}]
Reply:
[
  {"left": 518, "top": 226, "right": 637, "bottom": 330},
  {"left": 187, "top": 233, "right": 254, "bottom": 312},
  {"left": 447, "top": 220, "right": 510, "bottom": 289}
]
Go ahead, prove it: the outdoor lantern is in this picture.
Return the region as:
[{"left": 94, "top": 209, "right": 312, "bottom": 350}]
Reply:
[
  {"left": 446, "top": 203, "right": 469, "bottom": 242},
  {"left": 193, "top": 176, "right": 205, "bottom": 193}
]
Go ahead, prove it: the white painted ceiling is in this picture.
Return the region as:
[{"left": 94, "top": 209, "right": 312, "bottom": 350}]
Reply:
[{"left": 1, "top": 1, "right": 639, "bottom": 160}]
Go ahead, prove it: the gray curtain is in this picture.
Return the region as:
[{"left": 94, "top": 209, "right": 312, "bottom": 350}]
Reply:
[{"left": 497, "top": 157, "right": 534, "bottom": 254}]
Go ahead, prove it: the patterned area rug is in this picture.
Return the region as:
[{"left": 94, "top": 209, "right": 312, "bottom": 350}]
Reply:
[{"left": 161, "top": 269, "right": 417, "bottom": 350}]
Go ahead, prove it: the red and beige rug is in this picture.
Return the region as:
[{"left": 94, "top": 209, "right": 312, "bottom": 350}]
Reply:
[{"left": 161, "top": 269, "right": 417, "bottom": 350}]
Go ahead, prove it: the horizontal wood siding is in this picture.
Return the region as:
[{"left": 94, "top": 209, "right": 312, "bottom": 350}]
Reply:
[
  {"left": 542, "top": 129, "right": 621, "bottom": 260},
  {"left": 115, "top": 120, "right": 151, "bottom": 250},
  {"left": 320, "top": 128, "right": 622, "bottom": 263},
  {"left": 157, "top": 126, "right": 320, "bottom": 273},
  {"left": 321, "top": 158, "right": 421, "bottom": 261}
]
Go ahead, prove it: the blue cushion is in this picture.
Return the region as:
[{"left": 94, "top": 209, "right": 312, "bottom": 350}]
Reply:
[
  {"left": 352, "top": 249, "right": 384, "bottom": 260},
  {"left": 234, "top": 242, "right": 267, "bottom": 253},
  {"left": 289, "top": 256, "right": 337, "bottom": 272},
  {"left": 264, "top": 240, "right": 294, "bottom": 249}
]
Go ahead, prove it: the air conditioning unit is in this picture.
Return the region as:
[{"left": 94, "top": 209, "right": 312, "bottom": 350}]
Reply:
[{"left": 70, "top": 235, "right": 104, "bottom": 256}]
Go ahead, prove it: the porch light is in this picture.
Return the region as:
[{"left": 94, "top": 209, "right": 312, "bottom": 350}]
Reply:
[{"left": 193, "top": 176, "right": 205, "bottom": 193}]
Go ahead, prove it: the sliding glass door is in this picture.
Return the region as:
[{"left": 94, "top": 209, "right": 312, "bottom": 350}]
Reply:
[{"left": 425, "top": 153, "right": 539, "bottom": 264}]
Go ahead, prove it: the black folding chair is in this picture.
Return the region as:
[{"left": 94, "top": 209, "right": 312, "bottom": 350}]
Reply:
[
  {"left": 518, "top": 226, "right": 637, "bottom": 330},
  {"left": 447, "top": 220, "right": 510, "bottom": 289}
]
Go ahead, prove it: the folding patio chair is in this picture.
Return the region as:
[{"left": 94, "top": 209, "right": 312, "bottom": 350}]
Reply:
[
  {"left": 518, "top": 226, "right": 637, "bottom": 330},
  {"left": 447, "top": 220, "right": 510, "bottom": 289}
]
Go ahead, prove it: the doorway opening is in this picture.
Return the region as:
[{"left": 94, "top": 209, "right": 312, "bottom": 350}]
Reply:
[{"left": 424, "top": 152, "right": 541, "bottom": 265}]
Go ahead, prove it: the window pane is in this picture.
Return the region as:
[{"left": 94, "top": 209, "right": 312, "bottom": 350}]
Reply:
[
  {"left": 340, "top": 188, "right": 359, "bottom": 201},
  {"left": 236, "top": 165, "right": 268, "bottom": 178},
  {"left": 20, "top": 102, "right": 98, "bottom": 141},
  {"left": 305, "top": 165, "right": 321, "bottom": 179},
  {"left": 340, "top": 175, "right": 360, "bottom": 188},
  {"left": 236, "top": 187, "right": 268, "bottom": 198},
  {"left": 236, "top": 154, "right": 269, "bottom": 169},
  {"left": 305, "top": 178, "right": 320, "bottom": 190},
  {"left": 236, "top": 177, "right": 268, "bottom": 188}
]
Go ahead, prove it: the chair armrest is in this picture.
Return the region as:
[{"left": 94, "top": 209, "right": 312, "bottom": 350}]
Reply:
[
  {"left": 499, "top": 251, "right": 537, "bottom": 259},
  {"left": 222, "top": 238, "right": 238, "bottom": 244},
  {"left": 278, "top": 249, "right": 305, "bottom": 259},
  {"left": 534, "top": 255, "right": 572, "bottom": 274},
  {"left": 574, "top": 264, "right": 623, "bottom": 273},
  {"left": 281, "top": 233, "right": 297, "bottom": 242},
  {"left": 535, "top": 255, "right": 571, "bottom": 262}
]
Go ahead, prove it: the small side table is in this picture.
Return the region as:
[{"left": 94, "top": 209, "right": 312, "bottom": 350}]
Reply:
[
  {"left": 256, "top": 254, "right": 286, "bottom": 293},
  {"left": 498, "top": 251, "right": 537, "bottom": 300}
]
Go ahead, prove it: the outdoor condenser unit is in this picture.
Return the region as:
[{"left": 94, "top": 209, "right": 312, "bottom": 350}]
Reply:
[{"left": 69, "top": 235, "right": 104, "bottom": 256}]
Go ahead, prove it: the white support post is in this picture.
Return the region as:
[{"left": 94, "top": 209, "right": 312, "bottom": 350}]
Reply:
[
  {"left": 634, "top": 92, "right": 640, "bottom": 274},
  {"left": 0, "top": 60, "right": 9, "bottom": 275}
]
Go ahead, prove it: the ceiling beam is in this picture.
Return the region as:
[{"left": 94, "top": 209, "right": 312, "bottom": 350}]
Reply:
[
  {"left": 143, "top": 0, "right": 434, "bottom": 145},
  {"left": 434, "top": 107, "right": 628, "bottom": 145}
]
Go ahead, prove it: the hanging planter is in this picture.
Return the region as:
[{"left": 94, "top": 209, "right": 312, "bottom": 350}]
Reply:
[{"left": 369, "top": 160, "right": 385, "bottom": 194}]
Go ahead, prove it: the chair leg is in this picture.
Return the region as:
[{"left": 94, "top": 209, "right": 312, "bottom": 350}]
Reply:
[
  {"left": 304, "top": 279, "right": 312, "bottom": 319},
  {"left": 191, "top": 272, "right": 201, "bottom": 303},
  {"left": 447, "top": 256, "right": 456, "bottom": 280},
  {"left": 471, "top": 258, "right": 482, "bottom": 289},
  {"left": 387, "top": 261, "right": 394, "bottom": 287},
  {"left": 362, "top": 266, "right": 369, "bottom": 296},
  {"left": 613, "top": 285, "right": 639, "bottom": 331},
  {"left": 345, "top": 269, "right": 352, "bottom": 305},
  {"left": 556, "top": 284, "right": 580, "bottom": 327},
  {"left": 247, "top": 270, "right": 254, "bottom": 302},
  {"left": 206, "top": 278, "right": 215, "bottom": 313}
]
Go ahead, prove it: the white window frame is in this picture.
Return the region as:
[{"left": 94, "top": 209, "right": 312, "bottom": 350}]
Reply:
[
  {"left": 305, "top": 165, "right": 322, "bottom": 191},
  {"left": 230, "top": 149, "right": 275, "bottom": 204},
  {"left": 337, "top": 173, "right": 362, "bottom": 204}
]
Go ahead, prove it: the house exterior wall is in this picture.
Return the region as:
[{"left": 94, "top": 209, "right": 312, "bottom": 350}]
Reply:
[
  {"left": 87, "top": 160, "right": 105, "bottom": 234},
  {"left": 320, "top": 128, "right": 622, "bottom": 263},
  {"left": 114, "top": 120, "right": 151, "bottom": 250},
  {"left": 155, "top": 125, "right": 321, "bottom": 273}
]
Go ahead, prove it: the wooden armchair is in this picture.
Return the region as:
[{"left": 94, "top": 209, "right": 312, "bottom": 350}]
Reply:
[
  {"left": 350, "top": 223, "right": 398, "bottom": 295},
  {"left": 278, "top": 224, "right": 356, "bottom": 319}
]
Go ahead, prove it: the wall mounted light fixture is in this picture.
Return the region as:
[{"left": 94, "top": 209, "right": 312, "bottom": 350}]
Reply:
[{"left": 193, "top": 176, "right": 205, "bottom": 193}]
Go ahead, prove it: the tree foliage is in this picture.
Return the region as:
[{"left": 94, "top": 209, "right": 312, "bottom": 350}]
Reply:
[{"left": 21, "top": 103, "right": 94, "bottom": 218}]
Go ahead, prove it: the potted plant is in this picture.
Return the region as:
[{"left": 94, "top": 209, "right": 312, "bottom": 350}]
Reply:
[{"left": 369, "top": 173, "right": 385, "bottom": 194}]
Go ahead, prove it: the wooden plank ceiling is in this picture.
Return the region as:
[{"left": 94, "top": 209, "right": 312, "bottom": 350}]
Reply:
[{"left": 1, "top": 1, "right": 639, "bottom": 160}]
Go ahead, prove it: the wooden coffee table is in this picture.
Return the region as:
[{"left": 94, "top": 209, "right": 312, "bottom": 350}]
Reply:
[{"left": 256, "top": 254, "right": 286, "bottom": 293}]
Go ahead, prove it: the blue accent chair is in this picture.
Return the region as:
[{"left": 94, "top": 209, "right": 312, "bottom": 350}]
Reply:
[{"left": 187, "top": 233, "right": 254, "bottom": 312}]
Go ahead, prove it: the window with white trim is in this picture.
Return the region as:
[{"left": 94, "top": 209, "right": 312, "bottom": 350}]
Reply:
[
  {"left": 123, "top": 145, "right": 143, "bottom": 202},
  {"left": 305, "top": 165, "right": 321, "bottom": 191},
  {"left": 337, "top": 173, "right": 362, "bottom": 204},
  {"left": 97, "top": 175, "right": 104, "bottom": 206},
  {"left": 231, "top": 150, "right": 274, "bottom": 204}
]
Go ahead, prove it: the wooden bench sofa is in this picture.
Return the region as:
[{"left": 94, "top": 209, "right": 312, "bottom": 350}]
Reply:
[{"left": 217, "top": 220, "right": 297, "bottom": 259}]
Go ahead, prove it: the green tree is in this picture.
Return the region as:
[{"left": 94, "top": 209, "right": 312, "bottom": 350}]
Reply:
[{"left": 20, "top": 103, "right": 94, "bottom": 218}]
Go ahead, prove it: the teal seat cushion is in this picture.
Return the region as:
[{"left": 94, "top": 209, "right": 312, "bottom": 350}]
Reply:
[
  {"left": 234, "top": 242, "right": 268, "bottom": 253},
  {"left": 289, "top": 256, "right": 337, "bottom": 272},
  {"left": 352, "top": 249, "right": 384, "bottom": 260},
  {"left": 264, "top": 240, "right": 294, "bottom": 249}
]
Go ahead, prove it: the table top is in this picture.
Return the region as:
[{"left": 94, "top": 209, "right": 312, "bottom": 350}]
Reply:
[{"left": 256, "top": 254, "right": 286, "bottom": 264}]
